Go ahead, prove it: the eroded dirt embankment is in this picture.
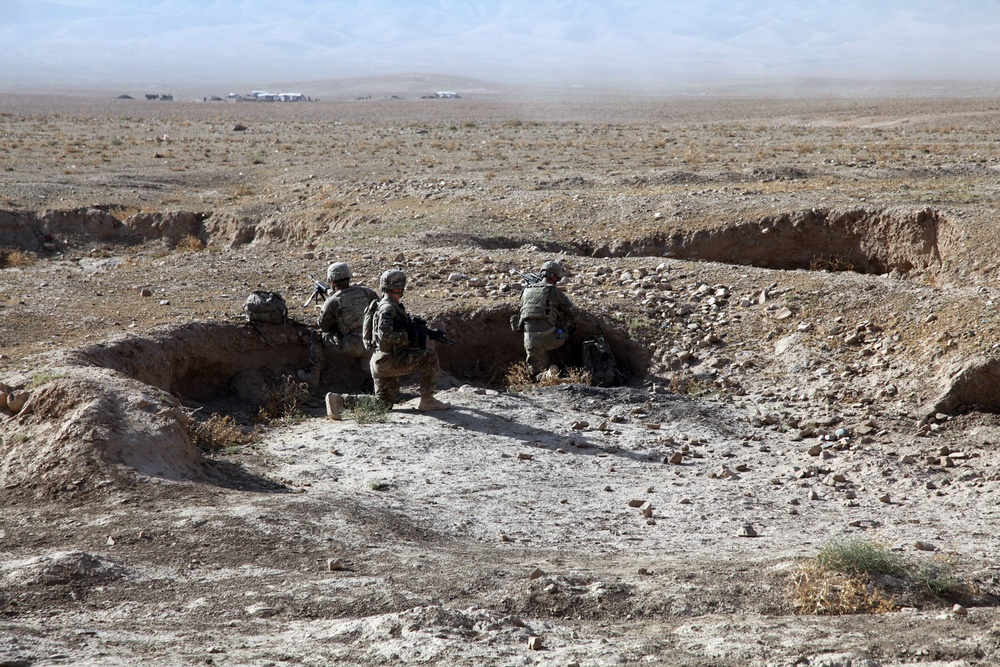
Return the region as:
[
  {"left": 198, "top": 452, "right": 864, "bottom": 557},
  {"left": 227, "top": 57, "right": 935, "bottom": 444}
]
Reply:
[
  {"left": 0, "top": 302, "right": 646, "bottom": 499},
  {"left": 3, "top": 206, "right": 963, "bottom": 285}
]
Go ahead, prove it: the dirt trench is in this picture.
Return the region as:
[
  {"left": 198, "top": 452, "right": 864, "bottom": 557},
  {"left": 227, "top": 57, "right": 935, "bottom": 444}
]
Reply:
[
  {"left": 2, "top": 207, "right": 960, "bottom": 285},
  {"left": 461, "top": 207, "right": 960, "bottom": 282},
  {"left": 0, "top": 305, "right": 646, "bottom": 498}
]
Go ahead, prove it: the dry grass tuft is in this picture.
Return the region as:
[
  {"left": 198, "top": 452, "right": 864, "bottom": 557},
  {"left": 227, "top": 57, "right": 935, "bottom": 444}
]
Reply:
[
  {"left": 788, "top": 562, "right": 897, "bottom": 615},
  {"left": 257, "top": 376, "right": 311, "bottom": 422},
  {"left": 505, "top": 361, "right": 592, "bottom": 392},
  {"left": 789, "top": 537, "right": 975, "bottom": 614},
  {"left": 0, "top": 249, "right": 38, "bottom": 268},
  {"left": 346, "top": 395, "right": 391, "bottom": 424},
  {"left": 174, "top": 234, "right": 205, "bottom": 252},
  {"left": 188, "top": 414, "right": 258, "bottom": 452},
  {"left": 809, "top": 255, "right": 857, "bottom": 272}
]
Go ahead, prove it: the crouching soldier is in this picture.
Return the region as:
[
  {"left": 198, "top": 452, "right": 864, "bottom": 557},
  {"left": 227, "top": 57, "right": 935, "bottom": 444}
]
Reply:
[
  {"left": 325, "top": 269, "right": 450, "bottom": 419},
  {"left": 298, "top": 262, "right": 378, "bottom": 388},
  {"left": 515, "top": 260, "right": 578, "bottom": 380}
]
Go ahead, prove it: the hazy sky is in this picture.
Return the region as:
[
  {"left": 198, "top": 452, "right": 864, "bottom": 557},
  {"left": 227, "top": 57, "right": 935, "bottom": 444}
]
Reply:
[{"left": 3, "top": 0, "right": 1000, "bottom": 92}]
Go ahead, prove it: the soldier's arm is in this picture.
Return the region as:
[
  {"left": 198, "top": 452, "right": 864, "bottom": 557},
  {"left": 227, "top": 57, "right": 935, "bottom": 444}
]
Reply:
[
  {"left": 375, "top": 305, "right": 409, "bottom": 349},
  {"left": 556, "top": 290, "right": 579, "bottom": 328},
  {"left": 318, "top": 297, "right": 340, "bottom": 333}
]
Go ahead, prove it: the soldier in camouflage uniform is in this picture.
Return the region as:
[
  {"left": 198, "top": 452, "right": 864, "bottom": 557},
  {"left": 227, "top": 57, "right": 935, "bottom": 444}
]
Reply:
[
  {"left": 514, "top": 260, "right": 578, "bottom": 379},
  {"left": 298, "top": 262, "right": 378, "bottom": 388},
  {"left": 325, "top": 269, "right": 450, "bottom": 419}
]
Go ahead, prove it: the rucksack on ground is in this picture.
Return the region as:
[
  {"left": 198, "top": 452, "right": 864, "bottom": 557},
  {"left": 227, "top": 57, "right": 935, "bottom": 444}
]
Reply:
[
  {"left": 243, "top": 290, "right": 287, "bottom": 324},
  {"left": 361, "top": 298, "right": 380, "bottom": 351},
  {"left": 581, "top": 333, "right": 626, "bottom": 387}
]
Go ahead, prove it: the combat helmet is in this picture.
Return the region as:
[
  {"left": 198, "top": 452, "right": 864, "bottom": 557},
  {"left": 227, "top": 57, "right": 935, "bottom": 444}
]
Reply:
[
  {"left": 539, "top": 260, "right": 565, "bottom": 281},
  {"left": 380, "top": 269, "right": 407, "bottom": 292},
  {"left": 327, "top": 262, "right": 352, "bottom": 283}
]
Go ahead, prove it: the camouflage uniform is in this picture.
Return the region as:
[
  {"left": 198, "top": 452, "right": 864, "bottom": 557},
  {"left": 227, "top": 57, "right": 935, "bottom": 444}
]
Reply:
[
  {"left": 369, "top": 294, "right": 441, "bottom": 405},
  {"left": 304, "top": 283, "right": 378, "bottom": 384},
  {"left": 516, "top": 278, "right": 578, "bottom": 375}
]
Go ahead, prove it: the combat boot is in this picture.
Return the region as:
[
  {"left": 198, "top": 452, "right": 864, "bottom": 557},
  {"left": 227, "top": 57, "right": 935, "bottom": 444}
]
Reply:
[
  {"left": 325, "top": 392, "right": 345, "bottom": 420},
  {"left": 297, "top": 367, "right": 320, "bottom": 387},
  {"left": 417, "top": 394, "right": 450, "bottom": 411}
]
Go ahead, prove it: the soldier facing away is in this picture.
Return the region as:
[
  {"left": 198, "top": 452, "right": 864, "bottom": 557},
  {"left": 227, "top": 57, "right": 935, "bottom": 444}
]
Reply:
[
  {"left": 514, "top": 260, "right": 579, "bottom": 379},
  {"left": 325, "top": 269, "right": 450, "bottom": 419},
  {"left": 298, "top": 262, "right": 378, "bottom": 388}
]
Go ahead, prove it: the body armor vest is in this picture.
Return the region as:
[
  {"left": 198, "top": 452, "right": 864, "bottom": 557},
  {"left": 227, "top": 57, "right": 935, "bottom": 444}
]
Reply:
[{"left": 520, "top": 284, "right": 554, "bottom": 323}]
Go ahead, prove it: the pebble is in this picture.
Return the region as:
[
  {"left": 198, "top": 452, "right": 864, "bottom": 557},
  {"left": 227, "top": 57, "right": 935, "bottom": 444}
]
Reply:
[
  {"left": 527, "top": 636, "right": 543, "bottom": 650},
  {"left": 528, "top": 567, "right": 545, "bottom": 580},
  {"left": 738, "top": 523, "right": 758, "bottom": 537}
]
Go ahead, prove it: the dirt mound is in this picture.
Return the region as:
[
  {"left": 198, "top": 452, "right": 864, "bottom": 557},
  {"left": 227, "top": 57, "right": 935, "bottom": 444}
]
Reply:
[
  {"left": 0, "top": 367, "right": 205, "bottom": 499},
  {"left": 2, "top": 550, "right": 126, "bottom": 587},
  {"left": 0, "top": 320, "right": 312, "bottom": 499}
]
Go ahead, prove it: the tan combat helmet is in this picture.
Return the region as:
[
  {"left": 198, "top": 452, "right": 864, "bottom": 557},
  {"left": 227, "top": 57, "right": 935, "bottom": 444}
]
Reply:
[
  {"left": 327, "top": 262, "right": 352, "bottom": 283},
  {"left": 379, "top": 269, "right": 407, "bottom": 292},
  {"left": 539, "top": 260, "right": 565, "bottom": 281}
]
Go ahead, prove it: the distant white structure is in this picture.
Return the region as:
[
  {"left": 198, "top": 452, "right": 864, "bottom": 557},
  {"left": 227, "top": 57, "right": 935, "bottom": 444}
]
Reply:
[
  {"left": 225, "top": 90, "right": 310, "bottom": 102},
  {"left": 435, "top": 91, "right": 461, "bottom": 98}
]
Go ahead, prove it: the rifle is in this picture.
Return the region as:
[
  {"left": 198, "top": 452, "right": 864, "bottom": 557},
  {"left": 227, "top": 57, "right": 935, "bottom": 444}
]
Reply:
[
  {"left": 511, "top": 269, "right": 543, "bottom": 285},
  {"left": 302, "top": 275, "right": 330, "bottom": 308},
  {"left": 412, "top": 317, "right": 456, "bottom": 348}
]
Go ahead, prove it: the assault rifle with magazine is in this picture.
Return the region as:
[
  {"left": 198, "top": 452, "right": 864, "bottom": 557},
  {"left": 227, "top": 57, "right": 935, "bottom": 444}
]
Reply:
[
  {"left": 511, "top": 269, "right": 542, "bottom": 285},
  {"left": 302, "top": 275, "right": 330, "bottom": 308},
  {"left": 412, "top": 317, "right": 456, "bottom": 348}
]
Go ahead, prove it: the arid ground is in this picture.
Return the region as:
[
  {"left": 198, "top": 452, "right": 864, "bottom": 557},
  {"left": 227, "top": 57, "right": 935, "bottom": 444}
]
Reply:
[{"left": 4, "top": 78, "right": 1000, "bottom": 666}]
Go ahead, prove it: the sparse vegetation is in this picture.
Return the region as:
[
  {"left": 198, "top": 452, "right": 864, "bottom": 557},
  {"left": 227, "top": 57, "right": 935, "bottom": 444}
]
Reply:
[
  {"left": 505, "top": 361, "right": 592, "bottom": 392},
  {"left": 26, "top": 371, "right": 67, "bottom": 389},
  {"left": 188, "top": 413, "right": 258, "bottom": 452},
  {"left": 0, "top": 249, "right": 38, "bottom": 268},
  {"left": 789, "top": 537, "right": 975, "bottom": 615},
  {"left": 809, "top": 255, "right": 857, "bottom": 272},
  {"left": 174, "top": 234, "right": 204, "bottom": 252},
  {"left": 257, "top": 377, "right": 311, "bottom": 423},
  {"left": 346, "top": 395, "right": 391, "bottom": 424}
]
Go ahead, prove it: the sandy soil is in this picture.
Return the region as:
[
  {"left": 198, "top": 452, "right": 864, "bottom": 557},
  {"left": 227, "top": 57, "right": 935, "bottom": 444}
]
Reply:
[{"left": 4, "top": 82, "right": 1000, "bottom": 666}]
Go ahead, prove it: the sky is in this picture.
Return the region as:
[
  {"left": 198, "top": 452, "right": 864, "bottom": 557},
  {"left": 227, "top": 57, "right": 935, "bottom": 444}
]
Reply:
[{"left": 2, "top": 0, "right": 1000, "bottom": 92}]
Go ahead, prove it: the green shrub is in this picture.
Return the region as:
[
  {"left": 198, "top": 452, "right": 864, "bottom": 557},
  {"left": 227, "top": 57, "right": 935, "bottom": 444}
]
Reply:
[{"left": 816, "top": 538, "right": 908, "bottom": 577}]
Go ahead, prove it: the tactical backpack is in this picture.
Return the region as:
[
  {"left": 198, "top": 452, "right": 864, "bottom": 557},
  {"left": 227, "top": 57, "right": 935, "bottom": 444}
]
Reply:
[
  {"left": 361, "top": 298, "right": 380, "bottom": 351},
  {"left": 243, "top": 290, "right": 288, "bottom": 324},
  {"left": 581, "top": 334, "right": 627, "bottom": 387}
]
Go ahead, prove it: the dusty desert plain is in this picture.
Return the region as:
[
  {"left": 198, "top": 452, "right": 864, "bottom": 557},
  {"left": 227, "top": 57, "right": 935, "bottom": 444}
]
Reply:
[{"left": 5, "top": 75, "right": 1000, "bottom": 666}]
